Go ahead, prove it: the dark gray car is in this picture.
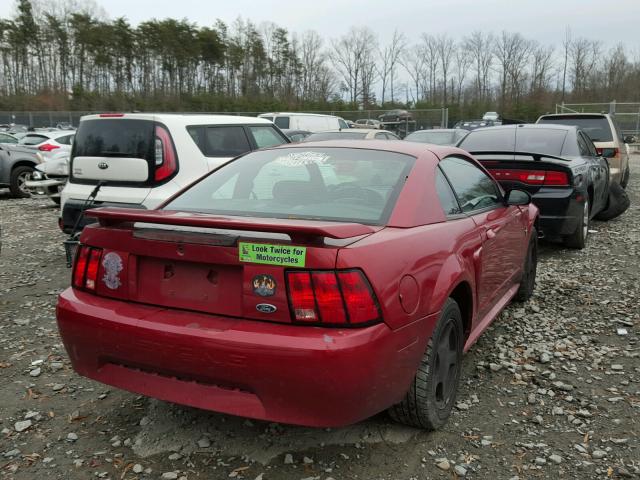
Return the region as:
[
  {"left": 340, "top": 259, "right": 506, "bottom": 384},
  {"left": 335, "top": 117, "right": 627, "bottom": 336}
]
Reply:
[{"left": 0, "top": 144, "right": 40, "bottom": 197}]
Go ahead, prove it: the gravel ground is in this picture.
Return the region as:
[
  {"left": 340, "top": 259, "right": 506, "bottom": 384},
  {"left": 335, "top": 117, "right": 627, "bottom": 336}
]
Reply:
[{"left": 1, "top": 156, "right": 638, "bottom": 480}]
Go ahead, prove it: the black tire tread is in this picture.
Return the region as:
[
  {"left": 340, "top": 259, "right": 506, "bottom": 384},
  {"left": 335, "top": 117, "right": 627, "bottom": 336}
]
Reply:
[
  {"left": 9, "top": 165, "right": 33, "bottom": 198},
  {"left": 388, "top": 298, "right": 462, "bottom": 430},
  {"left": 514, "top": 228, "right": 537, "bottom": 302},
  {"left": 594, "top": 182, "right": 630, "bottom": 221}
]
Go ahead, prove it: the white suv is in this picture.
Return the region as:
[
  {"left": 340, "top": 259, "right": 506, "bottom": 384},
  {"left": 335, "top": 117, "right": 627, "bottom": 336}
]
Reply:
[{"left": 61, "top": 113, "right": 289, "bottom": 232}]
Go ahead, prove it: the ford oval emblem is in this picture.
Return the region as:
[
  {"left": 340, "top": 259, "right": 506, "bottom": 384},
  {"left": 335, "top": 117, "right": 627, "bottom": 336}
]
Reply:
[
  {"left": 98, "top": 162, "right": 109, "bottom": 170},
  {"left": 256, "top": 303, "right": 277, "bottom": 314}
]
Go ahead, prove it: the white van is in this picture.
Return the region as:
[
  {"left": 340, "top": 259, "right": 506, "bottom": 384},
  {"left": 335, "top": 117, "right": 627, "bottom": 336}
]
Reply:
[
  {"left": 60, "top": 113, "right": 289, "bottom": 232},
  {"left": 258, "top": 112, "right": 349, "bottom": 132}
]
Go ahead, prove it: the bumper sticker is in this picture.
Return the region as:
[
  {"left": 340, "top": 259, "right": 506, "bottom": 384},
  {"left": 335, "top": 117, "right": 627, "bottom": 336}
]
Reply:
[
  {"left": 253, "top": 274, "right": 277, "bottom": 297},
  {"left": 239, "top": 242, "right": 306, "bottom": 267}
]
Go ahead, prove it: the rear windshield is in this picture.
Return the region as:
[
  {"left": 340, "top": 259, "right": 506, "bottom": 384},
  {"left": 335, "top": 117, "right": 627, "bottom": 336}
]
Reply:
[
  {"left": 274, "top": 117, "right": 290, "bottom": 129},
  {"left": 73, "top": 119, "right": 154, "bottom": 159},
  {"left": 305, "top": 132, "right": 368, "bottom": 141},
  {"left": 165, "top": 147, "right": 415, "bottom": 225},
  {"left": 459, "top": 128, "right": 568, "bottom": 156},
  {"left": 538, "top": 116, "right": 613, "bottom": 142},
  {"left": 406, "top": 131, "right": 459, "bottom": 145},
  {"left": 19, "top": 134, "right": 48, "bottom": 145}
]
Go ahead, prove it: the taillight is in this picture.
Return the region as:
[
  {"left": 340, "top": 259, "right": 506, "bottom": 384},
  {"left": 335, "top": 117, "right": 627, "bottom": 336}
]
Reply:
[
  {"left": 286, "top": 269, "right": 381, "bottom": 326},
  {"left": 72, "top": 245, "right": 103, "bottom": 291},
  {"left": 99, "top": 113, "right": 125, "bottom": 117},
  {"left": 154, "top": 125, "right": 177, "bottom": 182},
  {"left": 38, "top": 143, "right": 60, "bottom": 152},
  {"left": 488, "top": 169, "right": 569, "bottom": 187}
]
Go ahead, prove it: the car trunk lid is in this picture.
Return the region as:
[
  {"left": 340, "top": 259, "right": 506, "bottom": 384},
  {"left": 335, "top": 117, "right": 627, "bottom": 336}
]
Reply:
[{"left": 80, "top": 208, "right": 379, "bottom": 324}]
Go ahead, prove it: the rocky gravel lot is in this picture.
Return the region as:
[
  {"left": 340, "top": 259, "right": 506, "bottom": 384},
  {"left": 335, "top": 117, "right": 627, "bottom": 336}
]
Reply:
[{"left": 1, "top": 157, "right": 639, "bottom": 480}]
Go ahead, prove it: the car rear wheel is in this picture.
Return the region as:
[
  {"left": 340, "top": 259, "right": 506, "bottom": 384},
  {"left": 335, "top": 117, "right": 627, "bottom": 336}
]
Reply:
[
  {"left": 564, "top": 199, "right": 589, "bottom": 249},
  {"left": 514, "top": 228, "right": 537, "bottom": 302},
  {"left": 9, "top": 166, "right": 34, "bottom": 198},
  {"left": 388, "top": 298, "right": 463, "bottom": 430}
]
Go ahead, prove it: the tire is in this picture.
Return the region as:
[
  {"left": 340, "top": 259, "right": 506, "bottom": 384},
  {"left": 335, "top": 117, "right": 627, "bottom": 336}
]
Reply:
[
  {"left": 9, "top": 166, "right": 34, "bottom": 198},
  {"left": 388, "top": 298, "right": 463, "bottom": 430},
  {"left": 620, "top": 165, "right": 630, "bottom": 189},
  {"left": 564, "top": 198, "right": 589, "bottom": 249},
  {"left": 514, "top": 228, "right": 537, "bottom": 302},
  {"left": 595, "top": 182, "right": 630, "bottom": 221}
]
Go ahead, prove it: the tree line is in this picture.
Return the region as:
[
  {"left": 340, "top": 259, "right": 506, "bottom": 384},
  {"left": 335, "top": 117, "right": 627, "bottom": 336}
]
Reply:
[{"left": 0, "top": 0, "right": 639, "bottom": 121}]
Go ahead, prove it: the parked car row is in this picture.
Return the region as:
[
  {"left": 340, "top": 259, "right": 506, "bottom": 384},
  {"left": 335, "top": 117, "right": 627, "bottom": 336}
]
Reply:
[{"left": 26, "top": 109, "right": 628, "bottom": 435}]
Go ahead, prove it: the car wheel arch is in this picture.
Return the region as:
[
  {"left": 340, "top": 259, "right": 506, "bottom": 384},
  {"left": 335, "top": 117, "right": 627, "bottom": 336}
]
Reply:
[
  {"left": 430, "top": 256, "right": 475, "bottom": 341},
  {"left": 11, "top": 159, "right": 37, "bottom": 172}
]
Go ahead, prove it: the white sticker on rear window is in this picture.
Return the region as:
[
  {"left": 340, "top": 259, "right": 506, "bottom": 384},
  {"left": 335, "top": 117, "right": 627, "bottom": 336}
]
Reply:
[{"left": 274, "top": 151, "right": 330, "bottom": 167}]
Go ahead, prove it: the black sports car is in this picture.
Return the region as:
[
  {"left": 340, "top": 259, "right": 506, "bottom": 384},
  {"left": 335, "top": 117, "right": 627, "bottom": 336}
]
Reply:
[{"left": 458, "top": 124, "right": 610, "bottom": 249}]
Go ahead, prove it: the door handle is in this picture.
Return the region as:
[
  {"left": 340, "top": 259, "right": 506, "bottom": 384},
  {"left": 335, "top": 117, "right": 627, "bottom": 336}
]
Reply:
[{"left": 486, "top": 228, "right": 497, "bottom": 239}]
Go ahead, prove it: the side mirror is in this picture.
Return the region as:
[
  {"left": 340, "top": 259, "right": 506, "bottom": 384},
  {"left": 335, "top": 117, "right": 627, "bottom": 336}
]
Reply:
[
  {"left": 624, "top": 135, "right": 636, "bottom": 144},
  {"left": 505, "top": 188, "right": 531, "bottom": 206},
  {"left": 601, "top": 148, "right": 616, "bottom": 158}
]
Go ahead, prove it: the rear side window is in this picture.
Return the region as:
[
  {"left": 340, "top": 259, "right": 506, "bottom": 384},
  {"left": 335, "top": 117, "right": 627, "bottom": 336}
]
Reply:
[
  {"left": 537, "top": 116, "right": 613, "bottom": 142},
  {"left": 0, "top": 133, "right": 17, "bottom": 143},
  {"left": 165, "top": 147, "right": 415, "bottom": 225},
  {"left": 188, "top": 126, "right": 251, "bottom": 157},
  {"left": 73, "top": 119, "right": 154, "bottom": 159},
  {"left": 20, "top": 134, "right": 48, "bottom": 145},
  {"left": 274, "top": 117, "right": 290, "bottom": 129},
  {"left": 248, "top": 126, "right": 287, "bottom": 149},
  {"left": 440, "top": 156, "right": 501, "bottom": 213}
]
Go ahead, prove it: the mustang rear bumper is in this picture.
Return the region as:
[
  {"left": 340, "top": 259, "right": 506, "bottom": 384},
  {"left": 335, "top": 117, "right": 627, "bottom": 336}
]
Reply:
[{"left": 56, "top": 288, "right": 435, "bottom": 427}]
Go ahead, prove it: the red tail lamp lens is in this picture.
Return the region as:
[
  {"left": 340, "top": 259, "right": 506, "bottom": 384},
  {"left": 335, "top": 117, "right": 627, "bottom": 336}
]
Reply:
[
  {"left": 73, "top": 247, "right": 89, "bottom": 288},
  {"left": 72, "top": 246, "right": 103, "bottom": 291},
  {"left": 288, "top": 271, "right": 317, "bottom": 322},
  {"left": 312, "top": 272, "right": 347, "bottom": 324},
  {"left": 337, "top": 270, "right": 380, "bottom": 324},
  {"left": 286, "top": 269, "right": 380, "bottom": 326}
]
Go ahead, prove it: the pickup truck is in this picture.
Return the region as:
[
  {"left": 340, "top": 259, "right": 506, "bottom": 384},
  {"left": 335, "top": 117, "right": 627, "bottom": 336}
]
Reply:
[{"left": 0, "top": 144, "right": 41, "bottom": 197}]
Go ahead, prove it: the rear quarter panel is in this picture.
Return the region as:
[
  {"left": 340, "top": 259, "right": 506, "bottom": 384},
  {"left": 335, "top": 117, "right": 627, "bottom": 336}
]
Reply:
[{"left": 336, "top": 219, "right": 480, "bottom": 332}]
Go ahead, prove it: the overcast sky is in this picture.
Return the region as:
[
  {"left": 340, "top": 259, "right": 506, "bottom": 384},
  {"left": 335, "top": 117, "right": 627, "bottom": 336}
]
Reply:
[{"left": 0, "top": 0, "right": 639, "bottom": 49}]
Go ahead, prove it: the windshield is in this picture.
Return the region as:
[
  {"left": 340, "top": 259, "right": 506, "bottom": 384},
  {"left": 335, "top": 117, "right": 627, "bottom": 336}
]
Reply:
[
  {"left": 538, "top": 116, "right": 613, "bottom": 142},
  {"left": 164, "top": 147, "right": 415, "bottom": 225},
  {"left": 459, "top": 128, "right": 568, "bottom": 156},
  {"left": 305, "top": 132, "right": 367, "bottom": 141}
]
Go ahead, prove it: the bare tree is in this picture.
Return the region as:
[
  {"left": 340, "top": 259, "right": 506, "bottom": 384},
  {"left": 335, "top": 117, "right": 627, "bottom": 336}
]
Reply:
[
  {"left": 400, "top": 45, "right": 426, "bottom": 105},
  {"left": 464, "top": 31, "right": 494, "bottom": 102},
  {"left": 561, "top": 26, "right": 571, "bottom": 101},
  {"left": 420, "top": 34, "right": 439, "bottom": 102},
  {"left": 453, "top": 45, "right": 471, "bottom": 105},
  {"left": 377, "top": 29, "right": 405, "bottom": 104},
  {"left": 436, "top": 34, "right": 455, "bottom": 105},
  {"left": 329, "top": 26, "right": 378, "bottom": 106}
]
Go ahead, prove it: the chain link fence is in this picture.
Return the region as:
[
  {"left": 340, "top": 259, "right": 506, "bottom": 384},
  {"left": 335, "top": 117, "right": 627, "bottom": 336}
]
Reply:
[{"left": 0, "top": 108, "right": 449, "bottom": 138}]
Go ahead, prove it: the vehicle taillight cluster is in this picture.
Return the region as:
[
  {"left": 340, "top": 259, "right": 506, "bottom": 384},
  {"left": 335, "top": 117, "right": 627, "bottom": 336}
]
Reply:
[
  {"left": 488, "top": 168, "right": 569, "bottom": 186},
  {"left": 73, "top": 245, "right": 103, "bottom": 291},
  {"left": 286, "top": 269, "right": 381, "bottom": 326},
  {"left": 38, "top": 143, "right": 60, "bottom": 152},
  {"left": 154, "top": 125, "right": 178, "bottom": 182},
  {"left": 596, "top": 147, "right": 620, "bottom": 158}
]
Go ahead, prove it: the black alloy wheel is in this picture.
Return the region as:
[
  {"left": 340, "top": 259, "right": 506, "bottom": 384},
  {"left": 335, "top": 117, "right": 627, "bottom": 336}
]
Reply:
[{"left": 388, "top": 298, "right": 463, "bottom": 430}]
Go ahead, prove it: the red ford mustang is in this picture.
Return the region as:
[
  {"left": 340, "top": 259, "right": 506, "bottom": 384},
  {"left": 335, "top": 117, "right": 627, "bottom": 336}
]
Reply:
[{"left": 57, "top": 141, "right": 539, "bottom": 429}]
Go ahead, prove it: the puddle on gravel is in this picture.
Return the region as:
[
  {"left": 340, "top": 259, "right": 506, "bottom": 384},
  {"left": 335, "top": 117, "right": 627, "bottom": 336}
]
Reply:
[{"left": 133, "top": 399, "right": 418, "bottom": 464}]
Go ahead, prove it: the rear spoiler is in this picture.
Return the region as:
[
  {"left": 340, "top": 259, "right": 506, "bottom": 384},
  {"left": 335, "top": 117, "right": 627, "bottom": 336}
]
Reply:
[
  {"left": 468, "top": 151, "right": 568, "bottom": 162},
  {"left": 85, "top": 207, "right": 380, "bottom": 239}
]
